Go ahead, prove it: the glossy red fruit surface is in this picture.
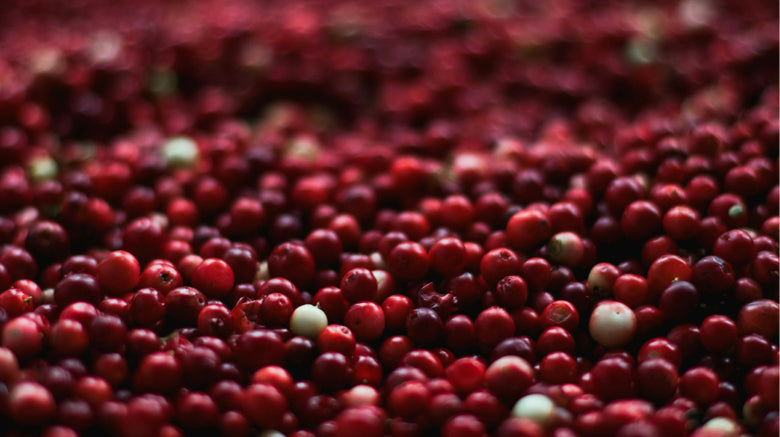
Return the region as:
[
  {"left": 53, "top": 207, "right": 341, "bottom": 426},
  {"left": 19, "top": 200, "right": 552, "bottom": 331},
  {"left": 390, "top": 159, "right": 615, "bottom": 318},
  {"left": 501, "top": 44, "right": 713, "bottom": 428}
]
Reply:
[{"left": 0, "top": 1, "right": 775, "bottom": 435}]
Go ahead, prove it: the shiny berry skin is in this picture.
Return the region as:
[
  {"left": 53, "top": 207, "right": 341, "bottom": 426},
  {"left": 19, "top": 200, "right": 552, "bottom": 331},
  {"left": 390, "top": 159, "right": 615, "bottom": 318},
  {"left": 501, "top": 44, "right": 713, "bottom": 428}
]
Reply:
[
  {"left": 382, "top": 295, "right": 414, "bottom": 332},
  {"left": 387, "top": 241, "right": 429, "bottom": 282},
  {"left": 97, "top": 250, "right": 140, "bottom": 297},
  {"left": 475, "top": 306, "right": 515, "bottom": 348},
  {"left": 537, "top": 327, "right": 576, "bottom": 357},
  {"left": 54, "top": 273, "right": 101, "bottom": 307},
  {"left": 520, "top": 258, "right": 552, "bottom": 293},
  {"left": 3, "top": 316, "right": 44, "bottom": 360},
  {"left": 191, "top": 258, "right": 235, "bottom": 299},
  {"left": 539, "top": 352, "right": 577, "bottom": 384},
  {"left": 646, "top": 255, "right": 691, "bottom": 303},
  {"left": 658, "top": 281, "right": 699, "bottom": 323},
  {"left": 0, "top": 288, "right": 33, "bottom": 318},
  {"left": 737, "top": 299, "right": 779, "bottom": 339},
  {"left": 446, "top": 357, "right": 486, "bottom": 396},
  {"left": 621, "top": 201, "right": 662, "bottom": 241},
  {"left": 312, "top": 352, "right": 351, "bottom": 393},
  {"left": 495, "top": 275, "right": 529, "bottom": 309},
  {"left": 713, "top": 229, "right": 755, "bottom": 266},
  {"left": 138, "top": 262, "right": 183, "bottom": 296},
  {"left": 586, "top": 263, "right": 620, "bottom": 299},
  {"left": 613, "top": 274, "right": 648, "bottom": 309},
  {"left": 480, "top": 248, "right": 521, "bottom": 287},
  {"left": 128, "top": 288, "right": 166, "bottom": 328},
  {"left": 589, "top": 357, "right": 634, "bottom": 401},
  {"left": 340, "top": 268, "right": 378, "bottom": 303},
  {"left": 589, "top": 301, "right": 636, "bottom": 348},
  {"left": 9, "top": 381, "right": 57, "bottom": 425},
  {"left": 506, "top": 210, "right": 552, "bottom": 253},
  {"left": 699, "top": 315, "right": 738, "bottom": 355},
  {"left": 268, "top": 242, "right": 316, "bottom": 288},
  {"left": 242, "top": 383, "right": 287, "bottom": 430},
  {"left": 662, "top": 206, "right": 701, "bottom": 241},
  {"left": 406, "top": 307, "right": 443, "bottom": 345},
  {"left": 233, "top": 329, "right": 285, "bottom": 372},
  {"left": 317, "top": 325, "right": 356, "bottom": 356},
  {"left": 429, "top": 237, "right": 467, "bottom": 278},
  {"left": 691, "top": 256, "right": 735, "bottom": 296},
  {"left": 345, "top": 302, "right": 385, "bottom": 343},
  {"left": 547, "top": 232, "right": 585, "bottom": 267},
  {"left": 636, "top": 358, "right": 678, "bottom": 403},
  {"left": 679, "top": 367, "right": 719, "bottom": 406}
]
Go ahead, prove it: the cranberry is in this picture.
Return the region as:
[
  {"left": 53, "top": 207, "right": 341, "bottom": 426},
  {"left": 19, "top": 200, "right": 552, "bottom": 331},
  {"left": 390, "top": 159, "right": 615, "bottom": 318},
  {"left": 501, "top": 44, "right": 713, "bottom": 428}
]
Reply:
[
  {"left": 233, "top": 329, "right": 285, "bottom": 372},
  {"left": 317, "top": 325, "right": 356, "bottom": 356},
  {"left": 691, "top": 256, "right": 735, "bottom": 296},
  {"left": 312, "top": 352, "right": 351, "bottom": 393},
  {"left": 165, "top": 287, "right": 207, "bottom": 325},
  {"left": 54, "top": 273, "right": 100, "bottom": 307},
  {"left": 480, "top": 248, "right": 522, "bottom": 287},
  {"left": 475, "top": 306, "right": 515, "bottom": 348},
  {"left": 446, "top": 357, "right": 486, "bottom": 396},
  {"left": 658, "top": 281, "right": 700, "bottom": 322},
  {"left": 679, "top": 367, "right": 719, "bottom": 406},
  {"left": 621, "top": 201, "right": 662, "bottom": 241},
  {"left": 242, "top": 383, "right": 287, "bottom": 430},
  {"left": 192, "top": 258, "right": 235, "bottom": 299},
  {"left": 128, "top": 287, "right": 166, "bottom": 328},
  {"left": 429, "top": 237, "right": 467, "bottom": 278},
  {"left": 547, "top": 232, "right": 585, "bottom": 267},
  {"left": 387, "top": 241, "right": 429, "bottom": 282},
  {"left": 520, "top": 258, "right": 552, "bottom": 293},
  {"left": 541, "top": 300, "right": 580, "bottom": 333},
  {"left": 636, "top": 358, "right": 678, "bottom": 403},
  {"left": 344, "top": 302, "right": 385, "bottom": 342},
  {"left": 9, "top": 381, "right": 57, "bottom": 425},
  {"left": 138, "top": 262, "right": 183, "bottom": 295},
  {"left": 589, "top": 301, "right": 636, "bottom": 348},
  {"left": 406, "top": 307, "right": 443, "bottom": 345},
  {"left": 737, "top": 299, "right": 779, "bottom": 339},
  {"left": 268, "top": 242, "right": 315, "bottom": 288},
  {"left": 613, "top": 274, "right": 648, "bottom": 309},
  {"left": 713, "top": 229, "right": 755, "bottom": 266},
  {"left": 589, "top": 357, "right": 634, "bottom": 401},
  {"left": 340, "top": 268, "right": 378, "bottom": 303},
  {"left": 506, "top": 210, "right": 552, "bottom": 253},
  {"left": 2, "top": 316, "right": 43, "bottom": 360}
]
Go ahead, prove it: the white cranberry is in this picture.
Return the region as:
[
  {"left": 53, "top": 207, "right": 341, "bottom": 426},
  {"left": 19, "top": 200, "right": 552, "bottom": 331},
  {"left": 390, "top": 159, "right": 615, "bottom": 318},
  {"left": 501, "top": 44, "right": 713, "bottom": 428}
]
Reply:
[
  {"left": 290, "top": 304, "right": 328, "bottom": 339},
  {"left": 511, "top": 394, "right": 555, "bottom": 425},
  {"left": 162, "top": 136, "right": 200, "bottom": 168},
  {"left": 589, "top": 300, "right": 637, "bottom": 348}
]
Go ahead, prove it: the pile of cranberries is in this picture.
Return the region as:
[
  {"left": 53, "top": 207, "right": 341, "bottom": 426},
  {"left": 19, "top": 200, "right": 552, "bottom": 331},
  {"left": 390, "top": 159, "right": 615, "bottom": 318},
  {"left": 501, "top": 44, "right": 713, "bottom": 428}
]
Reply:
[{"left": 0, "top": 0, "right": 777, "bottom": 436}]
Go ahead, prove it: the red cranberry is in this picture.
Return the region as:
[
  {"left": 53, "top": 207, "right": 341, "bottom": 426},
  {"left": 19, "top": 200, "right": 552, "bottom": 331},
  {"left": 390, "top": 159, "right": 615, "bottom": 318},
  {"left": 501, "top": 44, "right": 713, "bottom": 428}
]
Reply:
[
  {"left": 54, "top": 273, "right": 100, "bottom": 307},
  {"left": 387, "top": 242, "right": 429, "bottom": 282},
  {"left": 475, "top": 306, "right": 515, "bottom": 348},
  {"left": 312, "top": 352, "right": 351, "bottom": 393},
  {"left": 345, "top": 302, "right": 385, "bottom": 342},
  {"left": 713, "top": 229, "right": 755, "bottom": 266},
  {"left": 679, "top": 367, "right": 719, "bottom": 406},
  {"left": 242, "top": 383, "right": 287, "bottom": 430},
  {"left": 192, "top": 258, "right": 235, "bottom": 299},
  {"left": 9, "top": 381, "right": 56, "bottom": 425},
  {"left": 96, "top": 250, "right": 140, "bottom": 297},
  {"left": 429, "top": 237, "right": 467, "bottom": 278},
  {"left": 737, "top": 299, "right": 779, "bottom": 339},
  {"left": 268, "top": 242, "right": 315, "bottom": 288},
  {"left": 340, "top": 268, "right": 378, "bottom": 303}
]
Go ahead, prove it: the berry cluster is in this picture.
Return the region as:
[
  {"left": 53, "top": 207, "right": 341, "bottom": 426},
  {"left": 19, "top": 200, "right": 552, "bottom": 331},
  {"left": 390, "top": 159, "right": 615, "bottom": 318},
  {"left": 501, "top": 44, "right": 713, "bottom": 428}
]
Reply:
[{"left": 0, "top": 0, "right": 777, "bottom": 436}]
